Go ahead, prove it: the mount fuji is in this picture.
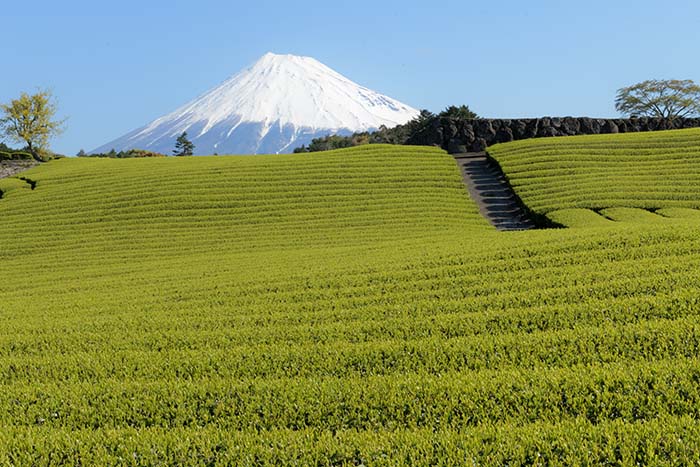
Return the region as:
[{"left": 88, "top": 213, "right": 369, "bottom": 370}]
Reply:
[{"left": 93, "top": 53, "right": 419, "bottom": 155}]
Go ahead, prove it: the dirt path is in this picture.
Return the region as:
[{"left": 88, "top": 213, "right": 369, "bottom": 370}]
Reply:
[{"left": 453, "top": 153, "right": 535, "bottom": 231}]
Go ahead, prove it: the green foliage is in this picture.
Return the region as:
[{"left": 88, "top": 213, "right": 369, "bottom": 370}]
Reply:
[
  {"left": 0, "top": 143, "right": 32, "bottom": 160},
  {"left": 438, "top": 105, "right": 478, "bottom": 119},
  {"left": 301, "top": 133, "right": 376, "bottom": 153},
  {"left": 488, "top": 128, "right": 700, "bottom": 217},
  {"left": 293, "top": 105, "right": 479, "bottom": 153},
  {"left": 294, "top": 134, "right": 355, "bottom": 153},
  {"left": 0, "top": 89, "right": 65, "bottom": 161},
  {"left": 3, "top": 418, "right": 700, "bottom": 465},
  {"left": 1, "top": 138, "right": 700, "bottom": 463},
  {"left": 173, "top": 131, "right": 195, "bottom": 156},
  {"left": 615, "top": 79, "right": 700, "bottom": 120},
  {"left": 399, "top": 109, "right": 435, "bottom": 138},
  {"left": 83, "top": 148, "right": 168, "bottom": 158},
  {"left": 0, "top": 151, "right": 32, "bottom": 161}
]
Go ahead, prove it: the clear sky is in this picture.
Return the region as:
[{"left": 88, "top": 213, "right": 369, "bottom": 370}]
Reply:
[{"left": 3, "top": 0, "right": 699, "bottom": 155}]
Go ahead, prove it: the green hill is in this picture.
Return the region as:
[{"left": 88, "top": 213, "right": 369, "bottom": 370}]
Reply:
[
  {"left": 488, "top": 128, "right": 700, "bottom": 227},
  {"left": 2, "top": 139, "right": 700, "bottom": 464},
  {"left": 0, "top": 145, "right": 486, "bottom": 257}
]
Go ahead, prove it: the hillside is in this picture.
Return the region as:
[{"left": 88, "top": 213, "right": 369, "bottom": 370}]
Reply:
[
  {"left": 2, "top": 139, "right": 700, "bottom": 464},
  {"left": 488, "top": 128, "right": 700, "bottom": 226},
  {"left": 0, "top": 146, "right": 486, "bottom": 257}
]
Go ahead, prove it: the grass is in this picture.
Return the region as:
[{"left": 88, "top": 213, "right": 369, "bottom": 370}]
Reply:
[{"left": 1, "top": 139, "right": 700, "bottom": 464}]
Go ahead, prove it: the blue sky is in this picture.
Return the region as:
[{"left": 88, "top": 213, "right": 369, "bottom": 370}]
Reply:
[{"left": 3, "top": 0, "right": 699, "bottom": 155}]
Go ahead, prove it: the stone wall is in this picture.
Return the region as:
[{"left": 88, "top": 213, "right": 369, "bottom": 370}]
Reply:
[
  {"left": 406, "top": 117, "right": 700, "bottom": 153},
  {"left": 0, "top": 160, "right": 38, "bottom": 180}
]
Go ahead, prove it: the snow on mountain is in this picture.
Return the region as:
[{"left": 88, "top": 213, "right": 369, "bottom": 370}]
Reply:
[{"left": 93, "top": 53, "right": 419, "bottom": 155}]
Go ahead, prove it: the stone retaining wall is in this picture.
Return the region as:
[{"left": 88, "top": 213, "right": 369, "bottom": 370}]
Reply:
[{"left": 0, "top": 160, "right": 38, "bottom": 180}]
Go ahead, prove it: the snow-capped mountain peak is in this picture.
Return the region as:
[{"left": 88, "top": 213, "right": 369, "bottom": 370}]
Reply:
[{"left": 93, "top": 53, "right": 419, "bottom": 155}]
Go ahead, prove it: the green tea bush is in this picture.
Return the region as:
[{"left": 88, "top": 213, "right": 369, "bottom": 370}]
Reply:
[
  {"left": 2, "top": 141, "right": 700, "bottom": 463},
  {"left": 488, "top": 128, "right": 700, "bottom": 217}
]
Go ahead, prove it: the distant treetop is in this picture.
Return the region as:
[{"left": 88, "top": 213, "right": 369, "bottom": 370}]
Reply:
[
  {"left": 80, "top": 148, "right": 167, "bottom": 158},
  {"left": 615, "top": 79, "right": 700, "bottom": 120},
  {"left": 439, "top": 105, "right": 478, "bottom": 120}
]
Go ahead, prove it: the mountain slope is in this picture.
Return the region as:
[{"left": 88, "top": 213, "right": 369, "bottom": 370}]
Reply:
[{"left": 93, "top": 53, "right": 419, "bottom": 155}]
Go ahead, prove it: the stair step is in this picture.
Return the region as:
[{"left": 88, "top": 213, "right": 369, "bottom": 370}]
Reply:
[
  {"left": 466, "top": 171, "right": 503, "bottom": 176},
  {"left": 464, "top": 168, "right": 500, "bottom": 174},
  {"left": 491, "top": 214, "right": 531, "bottom": 222},
  {"left": 480, "top": 200, "right": 518, "bottom": 206},
  {"left": 453, "top": 152, "right": 538, "bottom": 231},
  {"left": 479, "top": 191, "right": 514, "bottom": 198}
]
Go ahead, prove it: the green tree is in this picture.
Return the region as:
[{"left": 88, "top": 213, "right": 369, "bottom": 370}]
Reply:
[
  {"left": 615, "top": 79, "right": 700, "bottom": 120},
  {"left": 306, "top": 134, "right": 353, "bottom": 152},
  {"left": 439, "top": 105, "right": 478, "bottom": 119},
  {"left": 414, "top": 109, "right": 436, "bottom": 124},
  {"left": 403, "top": 109, "right": 435, "bottom": 135},
  {"left": 0, "top": 90, "right": 65, "bottom": 161},
  {"left": 173, "top": 132, "right": 195, "bottom": 156}
]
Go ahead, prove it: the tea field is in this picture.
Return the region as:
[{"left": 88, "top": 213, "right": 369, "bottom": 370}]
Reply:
[
  {"left": 488, "top": 127, "right": 700, "bottom": 227},
  {"left": 1, "top": 138, "right": 700, "bottom": 465}
]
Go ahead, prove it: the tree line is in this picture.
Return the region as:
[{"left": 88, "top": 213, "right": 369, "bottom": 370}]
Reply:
[
  {"left": 78, "top": 148, "right": 168, "bottom": 158},
  {"left": 80, "top": 133, "right": 195, "bottom": 158},
  {"left": 293, "top": 106, "right": 478, "bottom": 153}
]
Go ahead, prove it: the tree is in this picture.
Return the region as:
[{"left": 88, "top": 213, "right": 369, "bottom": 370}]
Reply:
[
  {"left": 306, "top": 134, "right": 353, "bottom": 152},
  {"left": 173, "top": 132, "right": 194, "bottom": 156},
  {"left": 0, "top": 90, "right": 65, "bottom": 162},
  {"left": 414, "top": 109, "right": 436, "bottom": 125},
  {"left": 615, "top": 79, "right": 700, "bottom": 120},
  {"left": 403, "top": 109, "right": 435, "bottom": 135},
  {"left": 439, "top": 105, "right": 478, "bottom": 119}
]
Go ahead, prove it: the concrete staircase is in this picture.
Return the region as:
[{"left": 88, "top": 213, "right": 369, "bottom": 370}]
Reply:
[{"left": 453, "top": 153, "right": 536, "bottom": 231}]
